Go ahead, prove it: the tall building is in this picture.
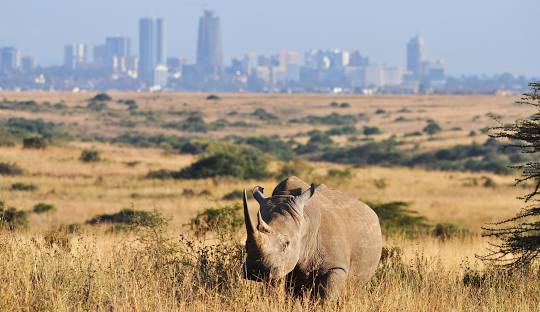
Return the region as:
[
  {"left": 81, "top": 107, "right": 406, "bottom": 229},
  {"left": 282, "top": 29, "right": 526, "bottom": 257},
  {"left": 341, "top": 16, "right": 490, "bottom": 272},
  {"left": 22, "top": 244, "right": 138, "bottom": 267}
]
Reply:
[
  {"left": 139, "top": 18, "right": 166, "bottom": 86},
  {"left": 406, "top": 36, "right": 426, "bottom": 80},
  {"left": 105, "top": 37, "right": 131, "bottom": 74},
  {"left": 64, "top": 43, "right": 87, "bottom": 70},
  {"left": 21, "top": 56, "right": 36, "bottom": 72},
  {"left": 196, "top": 10, "right": 223, "bottom": 77},
  {"left": 0, "top": 47, "right": 21, "bottom": 71}
]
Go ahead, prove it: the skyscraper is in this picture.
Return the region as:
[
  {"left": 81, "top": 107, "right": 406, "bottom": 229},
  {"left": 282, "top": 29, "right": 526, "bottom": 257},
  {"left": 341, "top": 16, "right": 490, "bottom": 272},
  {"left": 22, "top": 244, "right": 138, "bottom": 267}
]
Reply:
[
  {"left": 64, "top": 43, "right": 87, "bottom": 70},
  {"left": 196, "top": 10, "right": 223, "bottom": 77},
  {"left": 407, "top": 36, "right": 426, "bottom": 81},
  {"left": 139, "top": 18, "right": 165, "bottom": 86},
  {"left": 0, "top": 47, "right": 21, "bottom": 71},
  {"left": 105, "top": 37, "right": 131, "bottom": 74}
]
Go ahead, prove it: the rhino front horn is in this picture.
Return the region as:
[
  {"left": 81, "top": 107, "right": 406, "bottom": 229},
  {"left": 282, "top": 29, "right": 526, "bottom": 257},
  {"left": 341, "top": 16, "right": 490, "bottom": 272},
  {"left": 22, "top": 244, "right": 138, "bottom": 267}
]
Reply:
[{"left": 243, "top": 189, "right": 257, "bottom": 236}]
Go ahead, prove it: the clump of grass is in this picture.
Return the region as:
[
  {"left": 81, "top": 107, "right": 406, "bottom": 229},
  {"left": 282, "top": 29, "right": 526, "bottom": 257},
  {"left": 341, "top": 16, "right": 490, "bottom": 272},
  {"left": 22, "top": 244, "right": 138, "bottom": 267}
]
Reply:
[
  {"left": 187, "top": 204, "right": 244, "bottom": 238},
  {"left": 432, "top": 223, "right": 469, "bottom": 240},
  {"left": 33, "top": 203, "right": 56, "bottom": 214},
  {"left": 0, "top": 162, "right": 23, "bottom": 176},
  {"left": 23, "top": 136, "right": 48, "bottom": 149},
  {"left": 10, "top": 182, "right": 37, "bottom": 192},
  {"left": 0, "top": 201, "right": 28, "bottom": 231},
  {"left": 368, "top": 200, "right": 429, "bottom": 236}
]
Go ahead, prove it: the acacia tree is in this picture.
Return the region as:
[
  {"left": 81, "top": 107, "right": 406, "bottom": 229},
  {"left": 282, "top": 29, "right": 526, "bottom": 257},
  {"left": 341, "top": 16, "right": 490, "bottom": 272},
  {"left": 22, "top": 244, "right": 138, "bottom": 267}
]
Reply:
[{"left": 480, "top": 82, "right": 540, "bottom": 269}]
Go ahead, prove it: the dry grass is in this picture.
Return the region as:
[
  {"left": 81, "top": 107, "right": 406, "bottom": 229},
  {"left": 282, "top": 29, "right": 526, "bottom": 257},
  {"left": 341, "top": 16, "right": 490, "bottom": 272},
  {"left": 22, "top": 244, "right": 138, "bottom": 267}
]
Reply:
[{"left": 0, "top": 93, "right": 536, "bottom": 311}]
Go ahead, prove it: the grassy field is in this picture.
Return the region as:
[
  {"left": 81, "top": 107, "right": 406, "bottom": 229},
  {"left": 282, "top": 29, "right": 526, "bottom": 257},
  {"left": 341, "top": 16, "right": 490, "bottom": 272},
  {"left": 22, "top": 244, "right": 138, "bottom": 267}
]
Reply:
[{"left": 0, "top": 92, "right": 538, "bottom": 311}]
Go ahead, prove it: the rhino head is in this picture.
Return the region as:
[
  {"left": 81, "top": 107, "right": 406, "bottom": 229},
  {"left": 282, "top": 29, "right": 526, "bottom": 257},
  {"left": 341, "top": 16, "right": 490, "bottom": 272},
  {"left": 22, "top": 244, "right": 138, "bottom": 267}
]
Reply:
[{"left": 242, "top": 184, "right": 316, "bottom": 282}]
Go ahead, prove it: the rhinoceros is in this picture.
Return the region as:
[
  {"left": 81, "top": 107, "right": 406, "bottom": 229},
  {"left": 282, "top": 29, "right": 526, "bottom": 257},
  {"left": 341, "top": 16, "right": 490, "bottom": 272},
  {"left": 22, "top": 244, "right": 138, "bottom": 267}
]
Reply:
[{"left": 242, "top": 176, "right": 382, "bottom": 301}]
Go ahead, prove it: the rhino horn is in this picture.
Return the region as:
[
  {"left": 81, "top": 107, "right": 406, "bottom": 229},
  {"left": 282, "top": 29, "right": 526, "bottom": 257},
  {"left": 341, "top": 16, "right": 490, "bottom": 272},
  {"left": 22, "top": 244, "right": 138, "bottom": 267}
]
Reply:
[
  {"left": 252, "top": 186, "right": 266, "bottom": 205},
  {"left": 243, "top": 189, "right": 257, "bottom": 236}
]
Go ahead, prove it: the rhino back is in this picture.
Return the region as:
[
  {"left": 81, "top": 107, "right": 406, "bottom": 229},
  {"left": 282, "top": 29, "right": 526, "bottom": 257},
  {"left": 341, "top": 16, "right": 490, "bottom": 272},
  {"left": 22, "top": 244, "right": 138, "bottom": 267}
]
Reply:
[{"left": 308, "top": 184, "right": 382, "bottom": 281}]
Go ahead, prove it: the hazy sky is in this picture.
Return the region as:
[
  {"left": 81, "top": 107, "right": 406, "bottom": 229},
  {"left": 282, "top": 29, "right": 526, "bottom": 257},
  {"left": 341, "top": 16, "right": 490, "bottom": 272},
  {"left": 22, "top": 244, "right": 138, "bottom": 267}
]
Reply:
[{"left": 1, "top": 0, "right": 538, "bottom": 76}]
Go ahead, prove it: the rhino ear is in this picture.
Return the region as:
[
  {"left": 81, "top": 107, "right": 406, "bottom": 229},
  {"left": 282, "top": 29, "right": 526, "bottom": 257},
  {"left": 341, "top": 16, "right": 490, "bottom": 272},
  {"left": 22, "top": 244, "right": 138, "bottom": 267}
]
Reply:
[
  {"left": 295, "top": 183, "right": 317, "bottom": 208},
  {"left": 252, "top": 186, "right": 266, "bottom": 205}
]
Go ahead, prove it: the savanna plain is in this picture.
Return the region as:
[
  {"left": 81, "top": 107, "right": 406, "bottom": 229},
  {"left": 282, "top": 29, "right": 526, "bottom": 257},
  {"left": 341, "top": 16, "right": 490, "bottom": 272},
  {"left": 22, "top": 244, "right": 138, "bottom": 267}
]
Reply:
[{"left": 0, "top": 92, "right": 539, "bottom": 311}]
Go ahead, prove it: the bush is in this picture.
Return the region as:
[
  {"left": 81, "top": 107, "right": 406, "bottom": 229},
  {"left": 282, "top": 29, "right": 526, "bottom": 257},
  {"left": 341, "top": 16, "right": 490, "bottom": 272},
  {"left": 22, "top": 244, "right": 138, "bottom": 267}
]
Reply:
[
  {"left": 251, "top": 108, "right": 279, "bottom": 122},
  {"left": 206, "top": 94, "right": 221, "bottom": 100},
  {"left": 23, "top": 136, "right": 48, "bottom": 149},
  {"left": 0, "top": 201, "right": 28, "bottom": 231},
  {"left": 275, "top": 159, "right": 313, "bottom": 180},
  {"left": 175, "top": 146, "right": 270, "bottom": 180},
  {"left": 80, "top": 149, "right": 101, "bottom": 162},
  {"left": 368, "top": 200, "right": 429, "bottom": 236},
  {"left": 188, "top": 204, "right": 244, "bottom": 238},
  {"left": 432, "top": 223, "right": 469, "bottom": 240},
  {"left": 327, "top": 168, "right": 352, "bottom": 179},
  {"left": 86, "top": 208, "right": 165, "bottom": 228},
  {"left": 10, "top": 182, "right": 36, "bottom": 191},
  {"left": 91, "top": 93, "right": 112, "bottom": 102},
  {"left": 238, "top": 136, "right": 295, "bottom": 161},
  {"left": 363, "top": 126, "right": 382, "bottom": 136},
  {"left": 33, "top": 203, "right": 56, "bottom": 214},
  {"left": 6, "top": 118, "right": 56, "bottom": 136},
  {"left": 423, "top": 121, "right": 442, "bottom": 135},
  {"left": 326, "top": 126, "right": 359, "bottom": 136},
  {"left": 0, "top": 163, "right": 23, "bottom": 176},
  {"left": 222, "top": 190, "right": 244, "bottom": 201}
]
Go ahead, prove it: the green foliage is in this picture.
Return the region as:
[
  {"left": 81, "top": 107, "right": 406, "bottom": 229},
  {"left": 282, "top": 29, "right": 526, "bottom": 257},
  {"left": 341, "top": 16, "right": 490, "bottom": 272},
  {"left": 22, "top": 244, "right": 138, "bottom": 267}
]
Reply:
[
  {"left": 10, "top": 182, "right": 37, "bottom": 192},
  {"left": 368, "top": 200, "right": 429, "bottom": 236},
  {"left": 293, "top": 112, "right": 361, "bottom": 125},
  {"left": 177, "top": 146, "right": 270, "bottom": 180},
  {"left": 432, "top": 223, "right": 469, "bottom": 240},
  {"left": 5, "top": 118, "right": 56, "bottom": 137},
  {"left": 206, "top": 94, "right": 221, "bottom": 100},
  {"left": 86, "top": 102, "right": 107, "bottom": 111},
  {"left": 91, "top": 93, "right": 112, "bottom": 102},
  {"left": 363, "top": 126, "right": 382, "bottom": 136},
  {"left": 86, "top": 208, "right": 165, "bottom": 228},
  {"left": 148, "top": 146, "right": 270, "bottom": 180},
  {"left": 327, "top": 168, "right": 352, "bottom": 179},
  {"left": 326, "top": 126, "right": 359, "bottom": 136},
  {"left": 80, "top": 149, "right": 101, "bottom": 162},
  {"left": 251, "top": 108, "right": 279, "bottom": 122},
  {"left": 237, "top": 136, "right": 295, "bottom": 161},
  {"left": 275, "top": 159, "right": 313, "bottom": 180},
  {"left": 0, "top": 163, "right": 23, "bottom": 176},
  {"left": 23, "top": 136, "right": 48, "bottom": 149},
  {"left": 0, "top": 201, "right": 28, "bottom": 231},
  {"left": 33, "top": 203, "right": 56, "bottom": 214},
  {"left": 222, "top": 190, "right": 244, "bottom": 201},
  {"left": 322, "top": 139, "right": 403, "bottom": 166},
  {"left": 187, "top": 204, "right": 244, "bottom": 238},
  {"left": 423, "top": 120, "right": 442, "bottom": 135}
]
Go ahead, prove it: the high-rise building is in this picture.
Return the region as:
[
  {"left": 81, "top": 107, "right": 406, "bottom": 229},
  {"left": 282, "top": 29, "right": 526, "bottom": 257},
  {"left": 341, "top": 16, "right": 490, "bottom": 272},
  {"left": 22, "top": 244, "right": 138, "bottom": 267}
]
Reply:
[
  {"left": 139, "top": 18, "right": 166, "bottom": 86},
  {"left": 406, "top": 36, "right": 426, "bottom": 80},
  {"left": 196, "top": 10, "right": 223, "bottom": 77},
  {"left": 0, "top": 47, "right": 21, "bottom": 71},
  {"left": 64, "top": 43, "right": 87, "bottom": 70},
  {"left": 21, "top": 56, "right": 36, "bottom": 72},
  {"left": 105, "top": 37, "right": 131, "bottom": 74}
]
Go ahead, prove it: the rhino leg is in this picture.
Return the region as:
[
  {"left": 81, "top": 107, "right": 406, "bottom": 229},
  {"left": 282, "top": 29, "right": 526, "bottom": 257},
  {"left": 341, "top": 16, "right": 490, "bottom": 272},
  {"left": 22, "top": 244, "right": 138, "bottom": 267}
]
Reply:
[{"left": 315, "top": 268, "right": 347, "bottom": 302}]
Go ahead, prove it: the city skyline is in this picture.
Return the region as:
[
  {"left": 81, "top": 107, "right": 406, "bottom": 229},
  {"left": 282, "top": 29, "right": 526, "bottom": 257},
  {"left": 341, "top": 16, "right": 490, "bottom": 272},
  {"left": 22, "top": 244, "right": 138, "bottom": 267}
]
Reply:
[{"left": 0, "top": 0, "right": 538, "bottom": 77}]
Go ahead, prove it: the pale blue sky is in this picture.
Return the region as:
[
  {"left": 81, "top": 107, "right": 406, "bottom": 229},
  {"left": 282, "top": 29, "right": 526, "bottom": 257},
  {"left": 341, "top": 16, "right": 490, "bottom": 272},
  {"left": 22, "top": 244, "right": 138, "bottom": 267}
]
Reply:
[{"left": 1, "top": 0, "right": 538, "bottom": 76}]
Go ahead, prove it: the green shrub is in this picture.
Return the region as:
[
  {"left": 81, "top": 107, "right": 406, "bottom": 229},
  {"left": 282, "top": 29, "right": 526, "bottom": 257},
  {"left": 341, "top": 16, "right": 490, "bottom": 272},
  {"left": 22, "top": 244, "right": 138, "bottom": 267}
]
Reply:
[
  {"left": 238, "top": 136, "right": 295, "bottom": 160},
  {"left": 327, "top": 168, "right": 352, "bottom": 179},
  {"left": 6, "top": 118, "right": 56, "bottom": 136},
  {"left": 251, "top": 108, "right": 279, "bottom": 121},
  {"left": 188, "top": 204, "right": 243, "bottom": 238},
  {"left": 295, "top": 112, "right": 360, "bottom": 125},
  {"left": 222, "top": 190, "right": 244, "bottom": 201},
  {"left": 326, "top": 126, "right": 359, "bottom": 136},
  {"left": 23, "top": 136, "right": 48, "bottom": 149},
  {"left": 363, "top": 126, "right": 382, "bottom": 136},
  {"left": 0, "top": 163, "right": 23, "bottom": 176},
  {"left": 175, "top": 146, "right": 270, "bottom": 180},
  {"left": 423, "top": 121, "right": 442, "bottom": 135},
  {"left": 275, "top": 159, "right": 313, "bottom": 180},
  {"left": 432, "top": 223, "right": 469, "bottom": 240},
  {"left": 86, "top": 102, "right": 107, "bottom": 111},
  {"left": 368, "top": 201, "right": 429, "bottom": 236},
  {"left": 33, "top": 203, "right": 56, "bottom": 214},
  {"left": 340, "top": 102, "right": 351, "bottom": 108},
  {"left": 206, "top": 94, "right": 220, "bottom": 100},
  {"left": 0, "top": 201, "right": 28, "bottom": 231},
  {"left": 10, "top": 182, "right": 37, "bottom": 192},
  {"left": 375, "top": 108, "right": 386, "bottom": 114},
  {"left": 86, "top": 208, "right": 165, "bottom": 228},
  {"left": 91, "top": 93, "right": 112, "bottom": 101},
  {"left": 80, "top": 149, "right": 101, "bottom": 162}
]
